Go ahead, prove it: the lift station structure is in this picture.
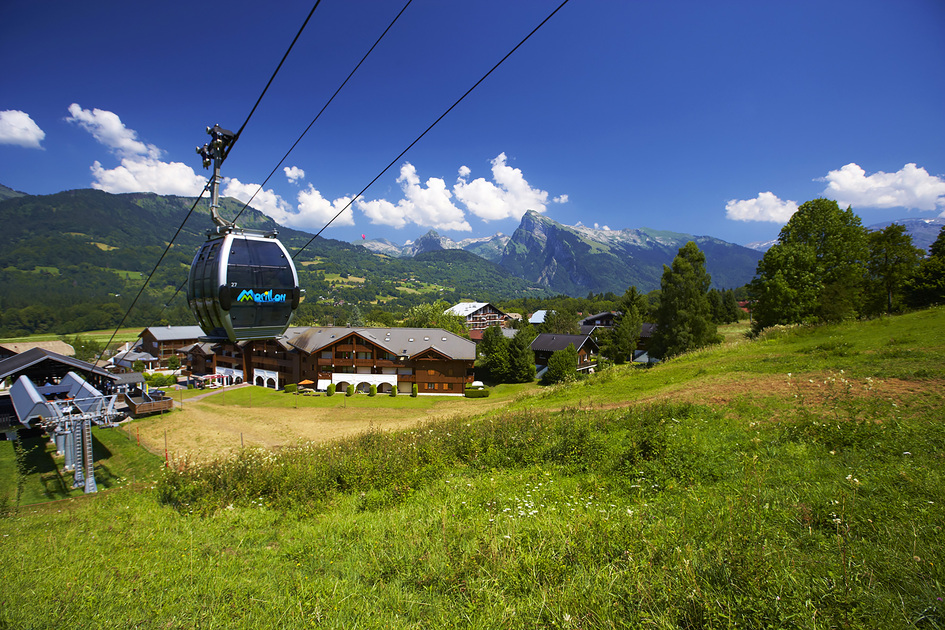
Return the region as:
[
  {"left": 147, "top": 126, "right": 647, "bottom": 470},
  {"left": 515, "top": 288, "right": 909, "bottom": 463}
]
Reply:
[{"left": 7, "top": 366, "right": 122, "bottom": 493}]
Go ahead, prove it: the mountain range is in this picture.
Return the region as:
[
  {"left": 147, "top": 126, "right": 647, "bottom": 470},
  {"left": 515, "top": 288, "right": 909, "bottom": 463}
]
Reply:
[
  {"left": 5, "top": 182, "right": 939, "bottom": 310},
  {"left": 360, "top": 210, "right": 764, "bottom": 294}
]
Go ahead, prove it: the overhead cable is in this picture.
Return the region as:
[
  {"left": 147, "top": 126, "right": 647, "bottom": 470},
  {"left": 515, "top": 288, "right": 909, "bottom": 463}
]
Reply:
[
  {"left": 91, "top": 3, "right": 323, "bottom": 365},
  {"left": 231, "top": 0, "right": 414, "bottom": 226},
  {"left": 293, "top": 0, "right": 571, "bottom": 257}
]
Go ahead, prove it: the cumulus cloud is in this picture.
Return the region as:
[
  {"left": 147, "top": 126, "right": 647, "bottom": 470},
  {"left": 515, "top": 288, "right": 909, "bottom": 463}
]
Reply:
[
  {"left": 0, "top": 110, "right": 45, "bottom": 148},
  {"left": 67, "top": 104, "right": 207, "bottom": 195},
  {"left": 296, "top": 185, "right": 356, "bottom": 228},
  {"left": 554, "top": 194, "right": 569, "bottom": 204},
  {"left": 222, "top": 178, "right": 294, "bottom": 221},
  {"left": 66, "top": 103, "right": 160, "bottom": 159},
  {"left": 454, "top": 152, "right": 550, "bottom": 221},
  {"left": 821, "top": 163, "right": 945, "bottom": 212},
  {"left": 726, "top": 192, "right": 799, "bottom": 223},
  {"left": 357, "top": 162, "right": 471, "bottom": 231},
  {"left": 223, "top": 178, "right": 354, "bottom": 231},
  {"left": 284, "top": 166, "right": 305, "bottom": 185},
  {"left": 91, "top": 158, "right": 208, "bottom": 195}
]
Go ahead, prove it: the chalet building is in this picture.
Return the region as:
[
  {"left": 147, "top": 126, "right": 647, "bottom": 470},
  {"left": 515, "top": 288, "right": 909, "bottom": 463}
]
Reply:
[
  {"left": 138, "top": 326, "right": 205, "bottom": 368},
  {"left": 579, "top": 311, "right": 618, "bottom": 335},
  {"left": 528, "top": 310, "right": 550, "bottom": 325},
  {"left": 176, "top": 326, "right": 476, "bottom": 394},
  {"left": 290, "top": 327, "right": 475, "bottom": 394},
  {"left": 444, "top": 302, "right": 510, "bottom": 331},
  {"left": 530, "top": 333, "right": 599, "bottom": 374},
  {"left": 109, "top": 349, "right": 159, "bottom": 372}
]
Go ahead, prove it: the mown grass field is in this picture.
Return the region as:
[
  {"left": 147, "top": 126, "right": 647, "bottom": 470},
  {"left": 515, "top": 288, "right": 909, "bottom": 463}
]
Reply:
[
  {"left": 0, "top": 328, "right": 142, "bottom": 345},
  {"left": 0, "top": 308, "right": 943, "bottom": 628}
]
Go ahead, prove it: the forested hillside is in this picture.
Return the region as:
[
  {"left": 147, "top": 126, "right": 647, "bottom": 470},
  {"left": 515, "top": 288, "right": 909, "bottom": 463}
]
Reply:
[{"left": 0, "top": 188, "right": 549, "bottom": 337}]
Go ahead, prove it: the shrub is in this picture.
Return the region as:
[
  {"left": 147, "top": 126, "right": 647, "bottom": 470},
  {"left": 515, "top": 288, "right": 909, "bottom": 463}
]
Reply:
[
  {"left": 346, "top": 384, "right": 355, "bottom": 397},
  {"left": 283, "top": 384, "right": 297, "bottom": 394},
  {"left": 369, "top": 384, "right": 377, "bottom": 397},
  {"left": 465, "top": 387, "right": 490, "bottom": 398},
  {"left": 327, "top": 383, "right": 335, "bottom": 397},
  {"left": 411, "top": 383, "right": 418, "bottom": 397},
  {"left": 390, "top": 386, "right": 398, "bottom": 397}
]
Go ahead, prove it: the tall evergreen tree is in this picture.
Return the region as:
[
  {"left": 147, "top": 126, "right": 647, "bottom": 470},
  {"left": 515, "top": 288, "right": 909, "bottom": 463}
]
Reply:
[
  {"left": 603, "top": 286, "right": 647, "bottom": 363},
  {"left": 478, "top": 325, "right": 511, "bottom": 382},
  {"left": 650, "top": 241, "right": 717, "bottom": 359},
  {"left": 507, "top": 328, "right": 537, "bottom": 383}
]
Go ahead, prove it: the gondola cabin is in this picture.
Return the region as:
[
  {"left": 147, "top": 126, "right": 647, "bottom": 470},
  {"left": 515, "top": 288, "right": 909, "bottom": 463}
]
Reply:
[{"left": 187, "top": 230, "right": 301, "bottom": 342}]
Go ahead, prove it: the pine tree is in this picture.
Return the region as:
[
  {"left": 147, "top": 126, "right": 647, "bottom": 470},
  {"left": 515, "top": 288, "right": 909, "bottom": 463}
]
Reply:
[{"left": 650, "top": 241, "right": 717, "bottom": 359}]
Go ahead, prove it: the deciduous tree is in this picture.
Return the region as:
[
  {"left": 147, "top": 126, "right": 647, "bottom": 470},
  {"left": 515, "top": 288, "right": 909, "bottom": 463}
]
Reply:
[
  {"left": 542, "top": 344, "right": 578, "bottom": 385},
  {"left": 865, "top": 224, "right": 922, "bottom": 314},
  {"left": 907, "top": 225, "right": 945, "bottom": 308},
  {"left": 750, "top": 198, "right": 868, "bottom": 331}
]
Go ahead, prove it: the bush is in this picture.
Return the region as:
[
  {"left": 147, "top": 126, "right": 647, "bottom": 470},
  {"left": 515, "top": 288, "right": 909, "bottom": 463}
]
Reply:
[
  {"left": 369, "top": 384, "right": 377, "bottom": 397},
  {"left": 327, "top": 384, "right": 335, "bottom": 397},
  {"left": 346, "top": 384, "right": 355, "bottom": 397},
  {"left": 411, "top": 383, "right": 418, "bottom": 397},
  {"left": 390, "top": 386, "right": 398, "bottom": 397},
  {"left": 284, "top": 384, "right": 297, "bottom": 394},
  {"left": 465, "top": 387, "right": 490, "bottom": 398}
]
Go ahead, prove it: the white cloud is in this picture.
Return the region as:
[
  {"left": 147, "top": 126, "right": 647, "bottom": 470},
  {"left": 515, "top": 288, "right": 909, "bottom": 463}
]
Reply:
[
  {"left": 554, "top": 194, "right": 569, "bottom": 204},
  {"left": 0, "top": 110, "right": 45, "bottom": 149},
  {"left": 223, "top": 178, "right": 354, "bottom": 231},
  {"left": 66, "top": 103, "right": 160, "bottom": 159},
  {"left": 222, "top": 178, "right": 294, "bottom": 220},
  {"left": 297, "top": 185, "right": 356, "bottom": 229},
  {"left": 67, "top": 104, "right": 207, "bottom": 195},
  {"left": 90, "top": 158, "right": 207, "bottom": 195},
  {"left": 284, "top": 166, "right": 305, "bottom": 184},
  {"left": 726, "top": 192, "right": 799, "bottom": 223},
  {"left": 357, "top": 162, "right": 471, "bottom": 231},
  {"left": 454, "top": 153, "right": 550, "bottom": 222},
  {"left": 822, "top": 163, "right": 945, "bottom": 212}
]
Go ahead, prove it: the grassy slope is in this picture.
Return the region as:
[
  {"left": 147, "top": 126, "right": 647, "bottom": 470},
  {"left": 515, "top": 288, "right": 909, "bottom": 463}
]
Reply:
[{"left": 0, "top": 309, "right": 943, "bottom": 629}]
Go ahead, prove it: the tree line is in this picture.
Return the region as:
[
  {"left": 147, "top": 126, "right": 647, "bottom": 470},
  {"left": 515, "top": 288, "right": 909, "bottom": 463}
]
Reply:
[{"left": 476, "top": 198, "right": 944, "bottom": 384}]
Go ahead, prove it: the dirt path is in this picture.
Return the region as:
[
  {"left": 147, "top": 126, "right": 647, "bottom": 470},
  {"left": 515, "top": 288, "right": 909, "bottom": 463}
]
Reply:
[{"left": 126, "top": 372, "right": 945, "bottom": 462}]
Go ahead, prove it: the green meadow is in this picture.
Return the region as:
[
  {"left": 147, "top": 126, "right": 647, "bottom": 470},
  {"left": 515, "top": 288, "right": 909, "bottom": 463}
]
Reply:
[{"left": 1, "top": 308, "right": 943, "bottom": 628}]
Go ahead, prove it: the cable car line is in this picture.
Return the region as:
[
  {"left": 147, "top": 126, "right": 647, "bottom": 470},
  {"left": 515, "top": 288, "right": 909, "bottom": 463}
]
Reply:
[
  {"left": 89, "top": 3, "right": 324, "bottom": 350},
  {"left": 292, "top": 0, "right": 571, "bottom": 258},
  {"left": 222, "top": 1, "right": 323, "bottom": 163},
  {"left": 118, "top": 0, "right": 570, "bottom": 347},
  {"left": 230, "top": 0, "right": 414, "bottom": 227},
  {"left": 153, "top": 0, "right": 414, "bottom": 325},
  {"left": 89, "top": 180, "right": 213, "bottom": 370}
]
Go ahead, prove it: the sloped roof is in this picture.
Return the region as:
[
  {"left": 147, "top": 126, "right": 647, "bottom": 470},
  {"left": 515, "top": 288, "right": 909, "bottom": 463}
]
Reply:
[
  {"left": 140, "top": 325, "right": 206, "bottom": 342},
  {"left": 444, "top": 302, "right": 490, "bottom": 317},
  {"left": 579, "top": 312, "right": 618, "bottom": 326},
  {"left": 289, "top": 327, "right": 475, "bottom": 361},
  {"left": 113, "top": 350, "right": 158, "bottom": 363},
  {"left": 0, "top": 340, "right": 75, "bottom": 356},
  {"left": 0, "top": 348, "right": 112, "bottom": 382},
  {"left": 528, "top": 310, "right": 550, "bottom": 324},
  {"left": 530, "top": 333, "right": 599, "bottom": 354}
]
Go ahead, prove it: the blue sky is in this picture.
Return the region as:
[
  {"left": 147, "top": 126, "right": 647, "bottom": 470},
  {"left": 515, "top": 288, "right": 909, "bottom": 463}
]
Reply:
[{"left": 2, "top": 0, "right": 944, "bottom": 247}]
